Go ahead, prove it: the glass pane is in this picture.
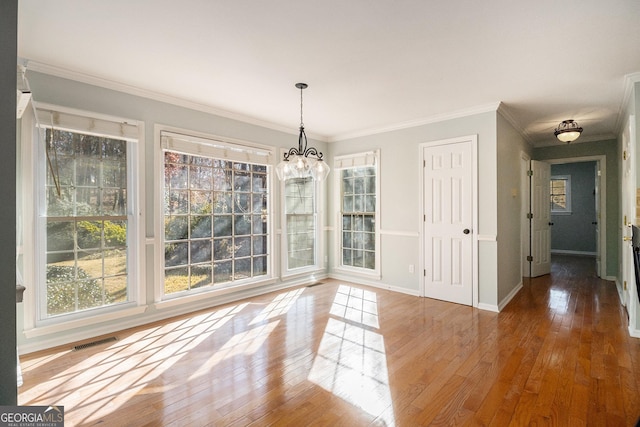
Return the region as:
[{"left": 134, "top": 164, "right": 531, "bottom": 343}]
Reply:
[
  {"left": 191, "top": 156, "right": 212, "bottom": 167},
  {"left": 343, "top": 195, "right": 354, "bottom": 212},
  {"left": 343, "top": 231, "right": 352, "bottom": 249},
  {"left": 103, "top": 248, "right": 127, "bottom": 277},
  {"left": 235, "top": 236, "right": 251, "bottom": 258},
  {"left": 355, "top": 215, "right": 364, "bottom": 231},
  {"left": 213, "top": 192, "right": 232, "bottom": 214},
  {"left": 191, "top": 265, "right": 212, "bottom": 289},
  {"left": 365, "top": 195, "right": 376, "bottom": 213},
  {"left": 191, "top": 240, "right": 212, "bottom": 263},
  {"left": 190, "top": 215, "right": 212, "bottom": 238},
  {"left": 366, "top": 176, "right": 376, "bottom": 194},
  {"left": 252, "top": 173, "right": 267, "bottom": 192},
  {"left": 167, "top": 164, "right": 188, "bottom": 189},
  {"left": 47, "top": 221, "right": 74, "bottom": 252},
  {"left": 191, "top": 191, "right": 212, "bottom": 214},
  {"left": 364, "top": 251, "right": 375, "bottom": 270},
  {"left": 354, "top": 176, "right": 365, "bottom": 194},
  {"left": 190, "top": 165, "right": 212, "bottom": 190},
  {"left": 234, "top": 193, "right": 250, "bottom": 213},
  {"left": 165, "top": 151, "right": 189, "bottom": 165},
  {"left": 46, "top": 186, "right": 74, "bottom": 216},
  {"left": 343, "top": 177, "right": 353, "bottom": 194},
  {"left": 364, "top": 216, "right": 375, "bottom": 232},
  {"left": 76, "top": 187, "right": 100, "bottom": 216},
  {"left": 234, "top": 171, "right": 251, "bottom": 192},
  {"left": 342, "top": 215, "right": 352, "bottom": 231},
  {"left": 167, "top": 190, "right": 189, "bottom": 214},
  {"left": 105, "top": 275, "right": 127, "bottom": 303},
  {"left": 214, "top": 238, "right": 233, "bottom": 260},
  {"left": 253, "top": 215, "right": 267, "bottom": 235},
  {"left": 77, "top": 279, "right": 105, "bottom": 310},
  {"left": 354, "top": 194, "right": 364, "bottom": 212},
  {"left": 213, "top": 168, "right": 232, "bottom": 191},
  {"left": 101, "top": 188, "right": 126, "bottom": 215},
  {"left": 75, "top": 158, "right": 99, "bottom": 187},
  {"left": 102, "top": 160, "right": 125, "bottom": 187},
  {"left": 165, "top": 242, "right": 189, "bottom": 267},
  {"left": 235, "top": 215, "right": 251, "bottom": 235},
  {"left": 214, "top": 261, "right": 232, "bottom": 283},
  {"left": 364, "top": 232, "right": 375, "bottom": 251},
  {"left": 213, "top": 215, "right": 232, "bottom": 237},
  {"left": 235, "top": 258, "right": 251, "bottom": 280},
  {"left": 253, "top": 236, "right": 267, "bottom": 255},
  {"left": 253, "top": 256, "right": 267, "bottom": 276},
  {"left": 252, "top": 194, "right": 266, "bottom": 213},
  {"left": 342, "top": 249, "right": 352, "bottom": 266},
  {"left": 165, "top": 267, "right": 189, "bottom": 294},
  {"left": 353, "top": 249, "right": 364, "bottom": 267},
  {"left": 165, "top": 216, "right": 188, "bottom": 241},
  {"left": 78, "top": 221, "right": 102, "bottom": 249}
]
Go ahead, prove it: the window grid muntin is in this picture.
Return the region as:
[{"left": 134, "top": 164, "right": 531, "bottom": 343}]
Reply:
[
  {"left": 341, "top": 166, "right": 376, "bottom": 270},
  {"left": 163, "top": 150, "right": 269, "bottom": 295},
  {"left": 44, "top": 129, "right": 129, "bottom": 318},
  {"left": 550, "top": 175, "right": 571, "bottom": 213}
]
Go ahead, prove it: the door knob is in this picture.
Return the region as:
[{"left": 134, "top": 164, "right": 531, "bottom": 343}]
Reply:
[
  {"left": 623, "top": 236, "right": 632, "bottom": 242},
  {"left": 463, "top": 229, "right": 470, "bottom": 234},
  {"left": 548, "top": 222, "right": 554, "bottom": 226}
]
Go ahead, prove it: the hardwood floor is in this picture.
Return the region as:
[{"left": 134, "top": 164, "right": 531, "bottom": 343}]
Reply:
[{"left": 18, "top": 256, "right": 640, "bottom": 426}]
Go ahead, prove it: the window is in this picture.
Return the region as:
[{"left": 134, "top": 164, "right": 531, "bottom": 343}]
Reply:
[
  {"left": 161, "top": 131, "right": 272, "bottom": 297},
  {"left": 550, "top": 175, "right": 571, "bottom": 214},
  {"left": 284, "top": 177, "right": 316, "bottom": 270},
  {"left": 335, "top": 151, "right": 379, "bottom": 274},
  {"left": 35, "top": 107, "right": 140, "bottom": 321}
]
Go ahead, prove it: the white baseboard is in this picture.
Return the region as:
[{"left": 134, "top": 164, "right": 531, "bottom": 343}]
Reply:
[
  {"left": 328, "top": 273, "right": 421, "bottom": 297},
  {"left": 476, "top": 303, "right": 499, "bottom": 313},
  {"left": 498, "top": 281, "right": 523, "bottom": 312},
  {"left": 551, "top": 249, "right": 596, "bottom": 257},
  {"left": 630, "top": 326, "right": 640, "bottom": 339}
]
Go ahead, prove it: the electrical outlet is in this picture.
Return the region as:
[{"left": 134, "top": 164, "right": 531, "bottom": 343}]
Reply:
[{"left": 409, "top": 264, "right": 414, "bottom": 273}]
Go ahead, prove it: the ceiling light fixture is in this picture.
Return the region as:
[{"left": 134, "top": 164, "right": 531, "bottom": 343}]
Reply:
[
  {"left": 275, "top": 83, "right": 330, "bottom": 181},
  {"left": 554, "top": 119, "right": 583, "bottom": 143}
]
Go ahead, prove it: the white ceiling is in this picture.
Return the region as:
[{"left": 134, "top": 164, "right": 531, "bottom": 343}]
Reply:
[{"left": 17, "top": 0, "right": 640, "bottom": 146}]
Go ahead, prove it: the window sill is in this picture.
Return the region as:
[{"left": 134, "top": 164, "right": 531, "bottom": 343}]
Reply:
[
  {"left": 551, "top": 211, "right": 572, "bottom": 216},
  {"left": 333, "top": 266, "right": 381, "bottom": 281},
  {"left": 24, "top": 304, "right": 148, "bottom": 339}
]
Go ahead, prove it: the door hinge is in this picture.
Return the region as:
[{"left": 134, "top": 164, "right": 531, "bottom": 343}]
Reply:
[
  {"left": 527, "top": 213, "right": 533, "bottom": 219},
  {"left": 624, "top": 150, "right": 628, "bottom": 160},
  {"left": 424, "top": 269, "right": 426, "bottom": 277},
  {"left": 423, "top": 160, "right": 426, "bottom": 167},
  {"left": 624, "top": 280, "right": 628, "bottom": 290},
  {"left": 527, "top": 170, "right": 533, "bottom": 177},
  {"left": 424, "top": 214, "right": 426, "bottom": 222},
  {"left": 527, "top": 255, "right": 534, "bottom": 262}
]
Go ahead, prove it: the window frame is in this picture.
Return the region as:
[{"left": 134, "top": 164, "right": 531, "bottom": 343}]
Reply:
[
  {"left": 550, "top": 174, "right": 572, "bottom": 215},
  {"left": 333, "top": 150, "right": 381, "bottom": 279},
  {"left": 280, "top": 171, "right": 325, "bottom": 277},
  {"left": 155, "top": 126, "right": 276, "bottom": 303},
  {"left": 23, "top": 103, "right": 145, "bottom": 330}
]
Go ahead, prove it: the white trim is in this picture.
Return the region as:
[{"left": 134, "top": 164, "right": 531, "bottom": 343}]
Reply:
[
  {"left": 477, "top": 235, "right": 497, "bottom": 241},
  {"left": 476, "top": 303, "right": 499, "bottom": 313},
  {"left": 330, "top": 103, "right": 500, "bottom": 142},
  {"left": 419, "top": 135, "right": 479, "bottom": 307},
  {"left": 616, "top": 72, "right": 640, "bottom": 134}
]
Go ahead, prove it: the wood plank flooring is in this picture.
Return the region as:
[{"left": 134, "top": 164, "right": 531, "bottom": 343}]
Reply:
[{"left": 18, "top": 256, "right": 640, "bottom": 426}]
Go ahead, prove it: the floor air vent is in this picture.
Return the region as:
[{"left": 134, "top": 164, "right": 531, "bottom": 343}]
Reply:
[{"left": 73, "top": 336, "right": 117, "bottom": 351}]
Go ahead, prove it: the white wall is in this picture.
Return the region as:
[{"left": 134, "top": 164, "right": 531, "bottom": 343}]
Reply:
[{"left": 496, "top": 112, "right": 532, "bottom": 307}]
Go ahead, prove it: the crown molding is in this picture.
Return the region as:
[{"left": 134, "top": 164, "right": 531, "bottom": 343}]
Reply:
[
  {"left": 328, "top": 102, "right": 502, "bottom": 142},
  {"left": 21, "top": 58, "right": 331, "bottom": 142},
  {"left": 615, "top": 72, "right": 640, "bottom": 134},
  {"left": 496, "top": 102, "right": 534, "bottom": 146}
]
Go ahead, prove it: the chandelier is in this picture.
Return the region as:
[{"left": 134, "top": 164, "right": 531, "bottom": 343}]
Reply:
[
  {"left": 275, "top": 83, "right": 330, "bottom": 181},
  {"left": 554, "top": 119, "right": 583, "bottom": 143}
]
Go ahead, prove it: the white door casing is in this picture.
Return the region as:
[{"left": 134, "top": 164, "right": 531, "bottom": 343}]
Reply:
[
  {"left": 531, "top": 160, "right": 551, "bottom": 277},
  {"left": 622, "top": 117, "right": 635, "bottom": 310},
  {"left": 422, "top": 138, "right": 475, "bottom": 306}
]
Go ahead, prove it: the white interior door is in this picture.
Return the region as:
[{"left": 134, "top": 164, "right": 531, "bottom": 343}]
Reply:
[
  {"left": 423, "top": 140, "right": 473, "bottom": 306},
  {"left": 531, "top": 160, "right": 551, "bottom": 277},
  {"left": 594, "top": 163, "right": 601, "bottom": 277}
]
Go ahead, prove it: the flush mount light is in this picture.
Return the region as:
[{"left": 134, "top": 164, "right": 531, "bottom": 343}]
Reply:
[
  {"left": 554, "top": 119, "right": 583, "bottom": 143},
  {"left": 275, "top": 83, "right": 330, "bottom": 181}
]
